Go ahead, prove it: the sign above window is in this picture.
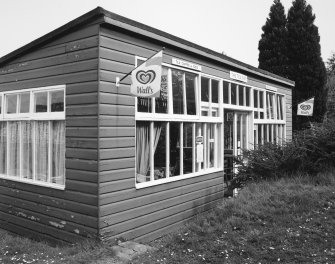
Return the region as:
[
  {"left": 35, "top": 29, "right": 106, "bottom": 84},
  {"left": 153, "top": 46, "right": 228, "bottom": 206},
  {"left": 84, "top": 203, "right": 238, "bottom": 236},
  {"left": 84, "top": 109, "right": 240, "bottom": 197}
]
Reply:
[
  {"left": 172, "top": 58, "right": 202, "bottom": 71},
  {"left": 230, "top": 71, "right": 247, "bottom": 83},
  {"left": 265, "top": 84, "right": 278, "bottom": 92}
]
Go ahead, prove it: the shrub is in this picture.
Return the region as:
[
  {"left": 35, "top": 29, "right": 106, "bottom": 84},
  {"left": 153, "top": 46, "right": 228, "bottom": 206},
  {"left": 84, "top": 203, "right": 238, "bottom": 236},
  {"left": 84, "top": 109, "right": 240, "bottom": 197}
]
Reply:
[{"left": 234, "top": 120, "right": 335, "bottom": 186}]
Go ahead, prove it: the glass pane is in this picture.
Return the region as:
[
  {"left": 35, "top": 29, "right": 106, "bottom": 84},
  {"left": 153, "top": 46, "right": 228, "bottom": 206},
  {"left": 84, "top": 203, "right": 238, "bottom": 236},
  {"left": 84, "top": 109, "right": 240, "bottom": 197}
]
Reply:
[
  {"left": 51, "top": 121, "right": 65, "bottom": 185},
  {"left": 237, "top": 115, "right": 241, "bottom": 156},
  {"left": 185, "top": 73, "right": 196, "bottom": 115},
  {"left": 155, "top": 67, "right": 168, "bottom": 114},
  {"left": 254, "top": 111, "right": 258, "bottom": 119},
  {"left": 195, "top": 123, "right": 204, "bottom": 172},
  {"left": 212, "top": 80, "right": 219, "bottom": 103},
  {"left": 246, "top": 87, "right": 250, "bottom": 106},
  {"left": 242, "top": 115, "right": 247, "bottom": 149},
  {"left": 0, "top": 95, "right": 2, "bottom": 114},
  {"left": 263, "top": 125, "right": 268, "bottom": 143},
  {"left": 258, "top": 125, "right": 262, "bottom": 145},
  {"left": 259, "top": 91, "right": 264, "bottom": 108},
  {"left": 20, "top": 93, "right": 30, "bottom": 113},
  {"left": 201, "top": 109, "right": 208, "bottom": 116},
  {"left": 208, "top": 124, "right": 215, "bottom": 168},
  {"left": 7, "top": 122, "right": 20, "bottom": 177},
  {"left": 22, "top": 121, "right": 33, "bottom": 179},
  {"left": 51, "top": 90, "right": 64, "bottom": 112},
  {"left": 223, "top": 81, "right": 229, "bottom": 104},
  {"left": 269, "top": 125, "right": 273, "bottom": 142},
  {"left": 231, "top": 83, "right": 237, "bottom": 105},
  {"left": 224, "top": 111, "right": 234, "bottom": 150},
  {"left": 172, "top": 70, "right": 184, "bottom": 114},
  {"left": 260, "top": 112, "right": 264, "bottom": 119},
  {"left": 153, "top": 122, "right": 166, "bottom": 180},
  {"left": 0, "top": 122, "right": 7, "bottom": 174},
  {"left": 35, "top": 92, "right": 48, "bottom": 113},
  {"left": 6, "top": 94, "right": 17, "bottom": 114},
  {"left": 35, "top": 121, "right": 49, "bottom": 182},
  {"left": 183, "top": 123, "right": 193, "bottom": 174},
  {"left": 136, "top": 121, "right": 150, "bottom": 183},
  {"left": 201, "top": 77, "right": 209, "bottom": 102},
  {"left": 269, "top": 94, "right": 274, "bottom": 119},
  {"left": 254, "top": 90, "right": 258, "bottom": 108},
  {"left": 278, "top": 96, "right": 283, "bottom": 120},
  {"left": 239, "top": 86, "right": 244, "bottom": 106},
  {"left": 137, "top": 97, "right": 152, "bottom": 113},
  {"left": 170, "top": 122, "right": 180, "bottom": 176}
]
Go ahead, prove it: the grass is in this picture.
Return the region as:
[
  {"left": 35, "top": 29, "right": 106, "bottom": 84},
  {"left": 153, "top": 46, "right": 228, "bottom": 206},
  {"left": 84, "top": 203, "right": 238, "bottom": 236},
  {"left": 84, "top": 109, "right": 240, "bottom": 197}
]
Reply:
[{"left": 1, "top": 171, "right": 335, "bottom": 264}]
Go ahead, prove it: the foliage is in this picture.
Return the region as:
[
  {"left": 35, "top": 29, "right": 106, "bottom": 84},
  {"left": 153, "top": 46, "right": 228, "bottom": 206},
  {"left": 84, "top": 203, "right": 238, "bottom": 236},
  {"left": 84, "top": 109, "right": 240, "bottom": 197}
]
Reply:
[
  {"left": 258, "top": 0, "right": 288, "bottom": 77},
  {"left": 326, "top": 52, "right": 335, "bottom": 76},
  {"left": 235, "top": 120, "right": 335, "bottom": 185},
  {"left": 286, "top": 0, "right": 327, "bottom": 128}
]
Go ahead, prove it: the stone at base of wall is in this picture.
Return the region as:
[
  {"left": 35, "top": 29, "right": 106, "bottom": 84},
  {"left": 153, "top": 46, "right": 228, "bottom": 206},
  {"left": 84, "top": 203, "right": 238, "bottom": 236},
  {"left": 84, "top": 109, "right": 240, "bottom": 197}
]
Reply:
[{"left": 110, "top": 241, "right": 157, "bottom": 262}]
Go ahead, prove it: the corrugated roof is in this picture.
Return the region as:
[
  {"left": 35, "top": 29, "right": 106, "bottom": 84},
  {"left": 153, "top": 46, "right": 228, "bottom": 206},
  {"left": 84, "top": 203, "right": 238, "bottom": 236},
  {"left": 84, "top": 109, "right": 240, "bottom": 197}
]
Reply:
[{"left": 0, "top": 6, "right": 294, "bottom": 87}]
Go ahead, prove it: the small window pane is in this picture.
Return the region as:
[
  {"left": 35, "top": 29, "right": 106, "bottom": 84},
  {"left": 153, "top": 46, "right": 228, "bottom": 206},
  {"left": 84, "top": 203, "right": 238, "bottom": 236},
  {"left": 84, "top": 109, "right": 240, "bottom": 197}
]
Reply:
[
  {"left": 201, "top": 77, "right": 209, "bottom": 102},
  {"left": 172, "top": 70, "right": 184, "bottom": 114},
  {"left": 154, "top": 122, "right": 167, "bottom": 180},
  {"left": 185, "top": 73, "right": 196, "bottom": 115},
  {"left": 6, "top": 94, "right": 18, "bottom": 114},
  {"left": 254, "top": 111, "right": 258, "bottom": 119},
  {"left": 20, "top": 93, "right": 30, "bottom": 113},
  {"left": 254, "top": 90, "right": 258, "bottom": 108},
  {"left": 223, "top": 81, "right": 229, "bottom": 104},
  {"left": 208, "top": 124, "right": 215, "bottom": 168},
  {"left": 258, "top": 125, "right": 262, "bottom": 145},
  {"left": 183, "top": 123, "right": 193, "bottom": 174},
  {"left": 7, "top": 121, "right": 20, "bottom": 177},
  {"left": 0, "top": 96, "right": 2, "bottom": 114},
  {"left": 201, "top": 110, "right": 208, "bottom": 116},
  {"left": 155, "top": 67, "right": 168, "bottom": 114},
  {"left": 212, "top": 80, "right": 219, "bottom": 103},
  {"left": 231, "top": 83, "right": 237, "bottom": 105},
  {"left": 138, "top": 98, "right": 152, "bottom": 113},
  {"left": 0, "top": 123, "right": 7, "bottom": 175},
  {"left": 246, "top": 87, "right": 250, "bottom": 106},
  {"left": 35, "top": 92, "right": 48, "bottom": 113},
  {"left": 51, "top": 121, "right": 65, "bottom": 185},
  {"left": 259, "top": 91, "right": 264, "bottom": 108},
  {"left": 22, "top": 121, "right": 33, "bottom": 179},
  {"left": 238, "top": 86, "right": 244, "bottom": 106},
  {"left": 51, "top": 90, "right": 64, "bottom": 112},
  {"left": 136, "top": 121, "right": 151, "bottom": 183},
  {"left": 260, "top": 112, "right": 264, "bottom": 119},
  {"left": 35, "top": 121, "right": 49, "bottom": 182},
  {"left": 170, "top": 122, "right": 180, "bottom": 176}
]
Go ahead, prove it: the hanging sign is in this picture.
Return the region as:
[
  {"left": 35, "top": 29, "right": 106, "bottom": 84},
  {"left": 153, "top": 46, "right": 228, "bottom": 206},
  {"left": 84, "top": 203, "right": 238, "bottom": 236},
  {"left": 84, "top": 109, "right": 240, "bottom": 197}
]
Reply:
[
  {"left": 172, "top": 58, "right": 202, "bottom": 71},
  {"left": 297, "top": 97, "right": 314, "bottom": 116},
  {"left": 230, "top": 71, "right": 247, "bottom": 83},
  {"left": 130, "top": 50, "right": 163, "bottom": 97}
]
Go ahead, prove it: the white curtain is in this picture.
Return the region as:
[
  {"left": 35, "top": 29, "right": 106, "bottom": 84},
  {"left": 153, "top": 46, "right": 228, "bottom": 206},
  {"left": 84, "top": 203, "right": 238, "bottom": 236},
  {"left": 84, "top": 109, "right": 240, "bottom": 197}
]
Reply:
[
  {"left": 35, "top": 121, "right": 49, "bottom": 182},
  {"left": 0, "top": 122, "right": 6, "bottom": 174},
  {"left": 7, "top": 122, "right": 20, "bottom": 177},
  {"left": 52, "top": 121, "right": 65, "bottom": 185},
  {"left": 136, "top": 122, "right": 162, "bottom": 182},
  {"left": 22, "top": 121, "right": 33, "bottom": 179}
]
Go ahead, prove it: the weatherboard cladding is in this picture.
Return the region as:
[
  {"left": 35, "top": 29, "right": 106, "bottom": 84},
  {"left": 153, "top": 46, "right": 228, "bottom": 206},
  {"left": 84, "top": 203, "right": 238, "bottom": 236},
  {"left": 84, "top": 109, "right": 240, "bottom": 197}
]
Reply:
[
  {"left": 0, "top": 7, "right": 293, "bottom": 243},
  {"left": 0, "top": 23, "right": 100, "bottom": 243}
]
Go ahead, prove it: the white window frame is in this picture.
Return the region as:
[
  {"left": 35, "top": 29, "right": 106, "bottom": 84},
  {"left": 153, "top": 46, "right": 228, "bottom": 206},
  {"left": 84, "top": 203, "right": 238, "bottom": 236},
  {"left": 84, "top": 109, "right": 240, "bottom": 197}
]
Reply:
[{"left": 0, "top": 85, "right": 66, "bottom": 190}]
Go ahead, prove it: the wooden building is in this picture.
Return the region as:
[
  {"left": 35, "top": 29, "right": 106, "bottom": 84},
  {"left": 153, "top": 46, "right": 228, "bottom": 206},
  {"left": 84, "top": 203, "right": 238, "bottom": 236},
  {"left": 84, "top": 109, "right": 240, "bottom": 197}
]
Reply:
[{"left": 0, "top": 7, "right": 294, "bottom": 244}]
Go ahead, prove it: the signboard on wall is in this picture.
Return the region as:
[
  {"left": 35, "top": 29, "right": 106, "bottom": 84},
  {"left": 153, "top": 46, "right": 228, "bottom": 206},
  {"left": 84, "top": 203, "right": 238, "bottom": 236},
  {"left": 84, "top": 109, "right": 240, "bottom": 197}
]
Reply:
[
  {"left": 230, "top": 71, "right": 247, "bottom": 83},
  {"left": 172, "top": 58, "right": 202, "bottom": 71},
  {"left": 297, "top": 97, "right": 314, "bottom": 116}
]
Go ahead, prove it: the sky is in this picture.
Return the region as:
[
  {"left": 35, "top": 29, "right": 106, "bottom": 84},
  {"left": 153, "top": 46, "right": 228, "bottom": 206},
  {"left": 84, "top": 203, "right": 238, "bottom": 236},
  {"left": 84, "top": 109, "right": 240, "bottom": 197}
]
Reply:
[{"left": 0, "top": 0, "right": 334, "bottom": 68}]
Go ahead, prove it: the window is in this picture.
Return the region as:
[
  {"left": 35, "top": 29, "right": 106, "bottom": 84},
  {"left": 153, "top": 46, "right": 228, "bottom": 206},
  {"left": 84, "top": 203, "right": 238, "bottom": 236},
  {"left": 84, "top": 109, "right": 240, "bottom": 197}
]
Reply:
[
  {"left": 0, "top": 86, "right": 66, "bottom": 188},
  {"left": 253, "top": 89, "right": 265, "bottom": 120},
  {"left": 200, "top": 77, "right": 220, "bottom": 117}
]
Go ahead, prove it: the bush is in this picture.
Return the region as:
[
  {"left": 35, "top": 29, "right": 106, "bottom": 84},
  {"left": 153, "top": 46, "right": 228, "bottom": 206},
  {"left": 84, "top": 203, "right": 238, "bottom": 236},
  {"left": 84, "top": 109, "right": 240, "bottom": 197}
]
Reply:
[{"left": 234, "top": 120, "right": 335, "bottom": 186}]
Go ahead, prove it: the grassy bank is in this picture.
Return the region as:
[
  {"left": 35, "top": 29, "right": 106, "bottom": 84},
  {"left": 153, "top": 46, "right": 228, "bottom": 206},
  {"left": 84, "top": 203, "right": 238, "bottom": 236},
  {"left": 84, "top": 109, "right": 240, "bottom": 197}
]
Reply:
[{"left": 1, "top": 172, "right": 334, "bottom": 264}]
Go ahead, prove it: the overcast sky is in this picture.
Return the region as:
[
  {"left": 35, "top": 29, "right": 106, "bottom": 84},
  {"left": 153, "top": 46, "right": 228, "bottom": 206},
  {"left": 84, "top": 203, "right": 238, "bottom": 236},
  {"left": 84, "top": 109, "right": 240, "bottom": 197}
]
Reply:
[{"left": 0, "top": 0, "right": 334, "bottom": 67}]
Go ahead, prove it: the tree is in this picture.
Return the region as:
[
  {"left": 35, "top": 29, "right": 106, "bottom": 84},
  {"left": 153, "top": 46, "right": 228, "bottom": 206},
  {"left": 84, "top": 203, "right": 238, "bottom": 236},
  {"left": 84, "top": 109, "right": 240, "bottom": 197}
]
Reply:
[
  {"left": 326, "top": 52, "right": 335, "bottom": 75},
  {"left": 286, "top": 0, "right": 327, "bottom": 129},
  {"left": 258, "top": 0, "right": 288, "bottom": 78}
]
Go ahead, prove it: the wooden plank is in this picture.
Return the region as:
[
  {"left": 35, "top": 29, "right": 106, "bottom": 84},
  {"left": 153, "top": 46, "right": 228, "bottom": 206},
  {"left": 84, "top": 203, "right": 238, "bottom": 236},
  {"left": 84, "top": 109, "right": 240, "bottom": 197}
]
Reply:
[
  {"left": 0, "top": 59, "right": 98, "bottom": 84},
  {"left": 66, "top": 158, "right": 98, "bottom": 172},
  {"left": 100, "top": 176, "right": 222, "bottom": 210},
  {"left": 66, "top": 104, "right": 98, "bottom": 116},
  {"left": 67, "top": 92, "right": 98, "bottom": 105},
  {"left": 99, "top": 171, "right": 223, "bottom": 204},
  {"left": 0, "top": 70, "right": 97, "bottom": 91},
  {"left": 0, "top": 184, "right": 97, "bottom": 215},
  {"left": 100, "top": 178, "right": 134, "bottom": 194},
  {"left": 99, "top": 127, "right": 135, "bottom": 138},
  {"left": 100, "top": 193, "right": 222, "bottom": 239},
  {"left": 0, "top": 202, "right": 97, "bottom": 238},
  {"left": 99, "top": 115, "right": 135, "bottom": 127},
  {"left": 99, "top": 137, "right": 135, "bottom": 149},
  {"left": 66, "top": 169, "right": 98, "bottom": 183},
  {"left": 66, "top": 127, "right": 98, "bottom": 138},
  {"left": 100, "top": 81, "right": 131, "bottom": 96},
  {"left": 100, "top": 47, "right": 135, "bottom": 64},
  {"left": 67, "top": 116, "right": 99, "bottom": 127},
  {"left": 100, "top": 186, "right": 223, "bottom": 225},
  {"left": 99, "top": 104, "right": 135, "bottom": 116},
  {"left": 66, "top": 81, "right": 98, "bottom": 95},
  {"left": 65, "top": 180, "right": 98, "bottom": 195},
  {"left": 66, "top": 137, "right": 98, "bottom": 149},
  {"left": 0, "top": 46, "right": 98, "bottom": 75},
  {"left": 66, "top": 148, "right": 98, "bottom": 160},
  {"left": 100, "top": 158, "right": 135, "bottom": 172},
  {"left": 100, "top": 168, "right": 134, "bottom": 183},
  {"left": 100, "top": 70, "right": 131, "bottom": 85},
  {"left": 100, "top": 147, "right": 134, "bottom": 160},
  {"left": 99, "top": 58, "right": 133, "bottom": 74},
  {"left": 99, "top": 93, "right": 134, "bottom": 106}
]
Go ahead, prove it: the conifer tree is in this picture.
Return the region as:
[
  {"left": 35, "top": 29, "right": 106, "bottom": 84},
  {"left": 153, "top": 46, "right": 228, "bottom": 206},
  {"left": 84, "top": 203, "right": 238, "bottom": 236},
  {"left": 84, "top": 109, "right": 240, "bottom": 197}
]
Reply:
[
  {"left": 286, "top": 0, "right": 327, "bottom": 128},
  {"left": 258, "top": 0, "right": 288, "bottom": 77}
]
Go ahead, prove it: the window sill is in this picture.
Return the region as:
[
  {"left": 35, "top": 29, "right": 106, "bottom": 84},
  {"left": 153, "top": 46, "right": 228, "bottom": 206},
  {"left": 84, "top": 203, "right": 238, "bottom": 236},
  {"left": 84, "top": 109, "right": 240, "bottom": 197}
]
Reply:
[
  {"left": 0, "top": 175, "right": 65, "bottom": 190},
  {"left": 135, "top": 167, "right": 223, "bottom": 189}
]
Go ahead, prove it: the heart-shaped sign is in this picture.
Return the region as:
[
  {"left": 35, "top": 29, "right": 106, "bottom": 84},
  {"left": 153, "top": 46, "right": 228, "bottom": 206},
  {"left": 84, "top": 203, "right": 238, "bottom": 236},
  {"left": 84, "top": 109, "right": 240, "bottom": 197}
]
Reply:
[
  {"left": 300, "top": 104, "right": 311, "bottom": 111},
  {"left": 136, "top": 70, "right": 156, "bottom": 84}
]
